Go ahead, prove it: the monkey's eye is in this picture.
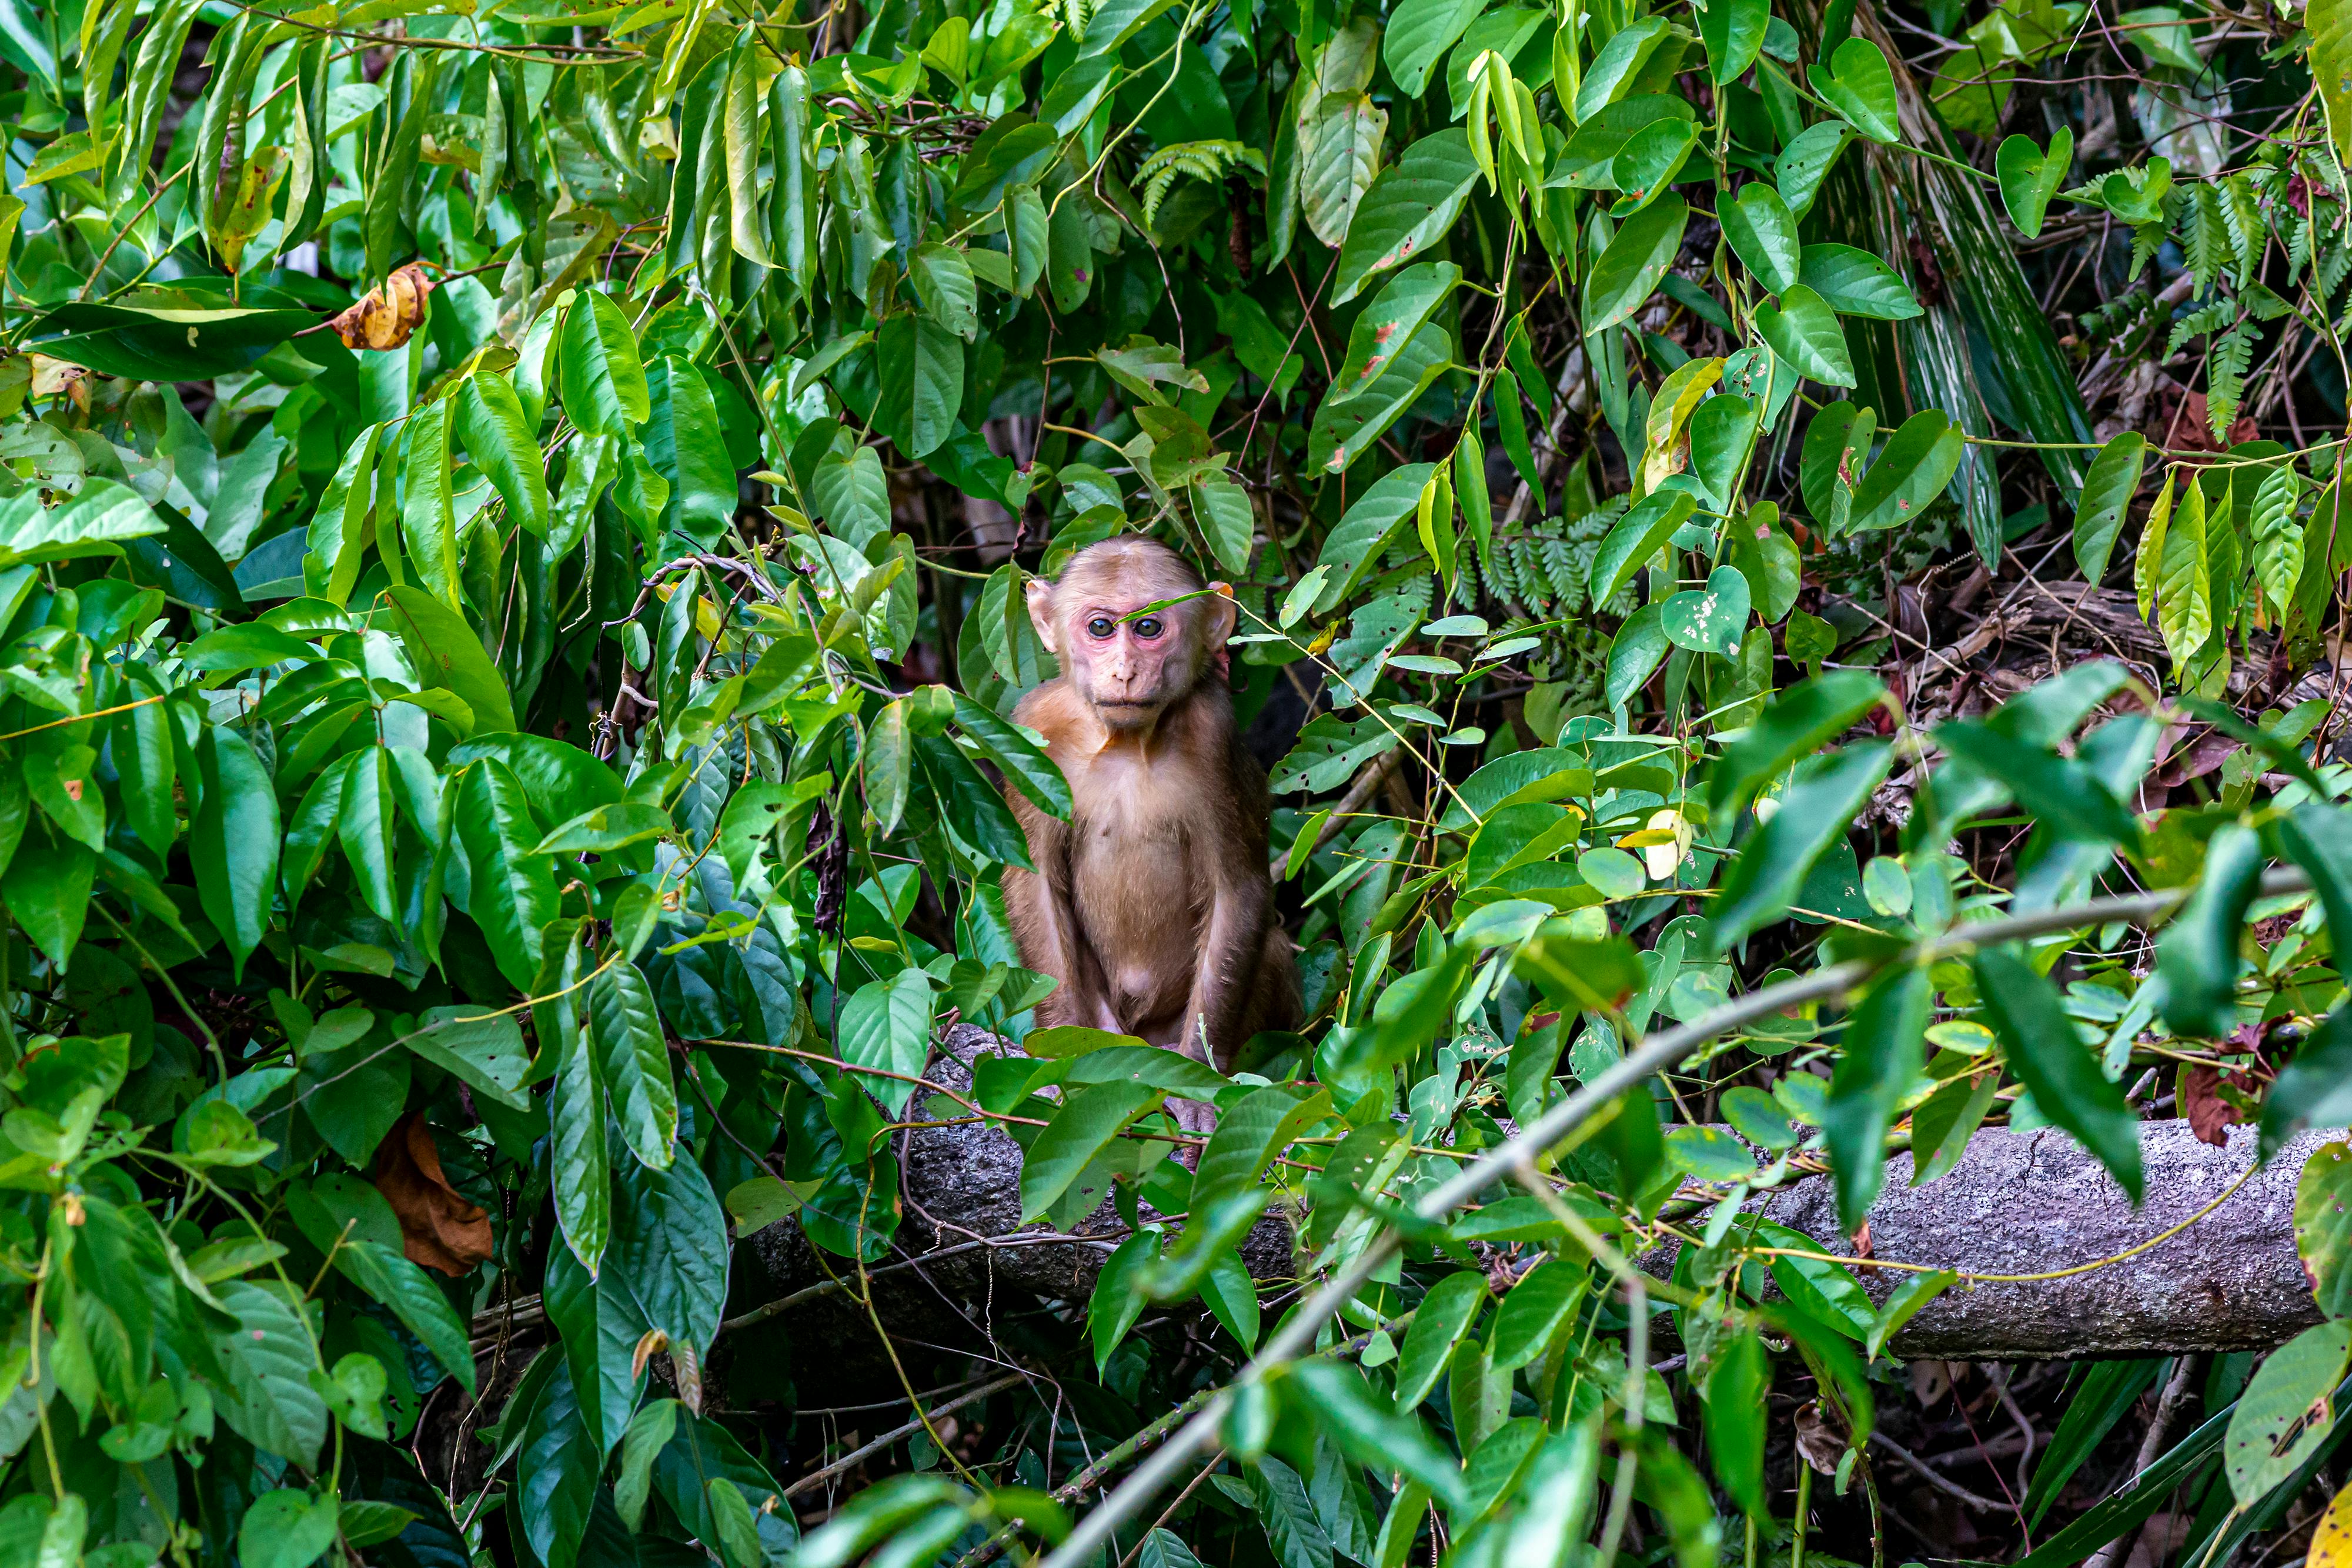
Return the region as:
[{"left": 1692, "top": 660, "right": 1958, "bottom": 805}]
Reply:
[
  {"left": 1086, "top": 616, "right": 1117, "bottom": 638},
  {"left": 1133, "top": 617, "right": 1164, "bottom": 639}
]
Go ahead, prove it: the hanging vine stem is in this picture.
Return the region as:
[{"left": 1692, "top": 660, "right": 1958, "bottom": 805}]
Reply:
[{"left": 1034, "top": 867, "right": 2311, "bottom": 1568}]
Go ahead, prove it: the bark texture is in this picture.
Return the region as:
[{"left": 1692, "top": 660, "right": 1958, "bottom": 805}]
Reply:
[
  {"left": 743, "top": 1028, "right": 2331, "bottom": 1361},
  {"left": 1745, "top": 1122, "right": 2326, "bottom": 1358}
]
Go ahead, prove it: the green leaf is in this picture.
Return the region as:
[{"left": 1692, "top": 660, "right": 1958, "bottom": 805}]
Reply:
[
  {"left": 560, "top": 290, "right": 652, "bottom": 437},
  {"left": 811, "top": 436, "right": 891, "bottom": 548},
  {"left": 1331, "top": 130, "right": 1481, "bottom": 305},
  {"left": 1720, "top": 182, "right": 1800, "bottom": 297},
  {"left": 400, "top": 397, "right": 461, "bottom": 607},
  {"left": 332, "top": 1237, "right": 479, "bottom": 1395},
  {"left": 2154, "top": 470, "right": 2211, "bottom": 666},
  {"left": 1822, "top": 964, "right": 1930, "bottom": 1229},
  {"left": 1797, "top": 244, "right": 1922, "bottom": 320},
  {"left": 1660, "top": 564, "right": 1750, "bottom": 658},
  {"left": 1605, "top": 601, "right": 1672, "bottom": 710},
  {"left": 1702, "top": 1330, "right": 1770, "bottom": 1517},
  {"left": 1194, "top": 475, "right": 1257, "bottom": 574},
  {"left": 2226, "top": 1321, "right": 2351, "bottom": 1502},
  {"left": 2071, "top": 432, "right": 2146, "bottom": 584},
  {"left": 1976, "top": 945, "right": 2142, "bottom": 1200},
  {"left": 1583, "top": 194, "right": 1689, "bottom": 333},
  {"left": 837, "top": 968, "right": 937, "bottom": 1116},
  {"left": 1589, "top": 489, "right": 1695, "bottom": 606},
  {"left": 386, "top": 583, "right": 516, "bottom": 734},
  {"left": 1996, "top": 128, "right": 2073, "bottom": 238},
  {"left": 1934, "top": 722, "right": 2143, "bottom": 848},
  {"left": 238, "top": 1490, "right": 341, "bottom": 1568},
  {"left": 724, "top": 42, "right": 776, "bottom": 267},
  {"left": 1241, "top": 1456, "right": 1334, "bottom": 1568},
  {"left": 1018, "top": 1081, "right": 1160, "bottom": 1222},
  {"left": 1385, "top": 0, "right": 1489, "bottom": 96},
  {"left": 1489, "top": 1259, "right": 1586, "bottom": 1371},
  {"left": 1314, "top": 463, "right": 1435, "bottom": 610},
  {"left": 406, "top": 1005, "right": 533, "bottom": 1112},
  {"left": 1754, "top": 285, "right": 1855, "bottom": 387},
  {"left": 1709, "top": 670, "right": 1887, "bottom": 819},
  {"left": 1847, "top": 410, "right": 1965, "bottom": 531},
  {"left": 1332, "top": 262, "right": 1463, "bottom": 402},
  {"left": 1808, "top": 37, "right": 1900, "bottom": 143},
  {"left": 1573, "top": 16, "right": 1671, "bottom": 121},
  {"left": 551, "top": 1005, "right": 610, "bottom": 1275},
  {"left": 336, "top": 747, "right": 398, "bottom": 922},
  {"left": 1302, "top": 92, "right": 1388, "bottom": 248},
  {"left": 2019, "top": 1355, "right": 2166, "bottom": 1524},
  {"left": 1774, "top": 121, "right": 1850, "bottom": 219},
  {"left": 2252, "top": 463, "right": 2307, "bottom": 621},
  {"left": 1709, "top": 741, "right": 1893, "bottom": 948},
  {"left": 1288, "top": 1359, "right": 1469, "bottom": 1509},
  {"left": 2317, "top": 0, "right": 2352, "bottom": 170},
  {"left": 456, "top": 371, "right": 552, "bottom": 540},
  {"left": 865, "top": 700, "right": 914, "bottom": 837},
  {"left": 646, "top": 357, "right": 739, "bottom": 547},
  {"left": 592, "top": 961, "right": 679, "bottom": 1169},
  {"left": 2156, "top": 820, "right": 2265, "bottom": 1039},
  {"left": 1699, "top": 0, "right": 1768, "bottom": 81},
  {"left": 954, "top": 693, "right": 1073, "bottom": 818},
  {"left": 1308, "top": 320, "right": 1454, "bottom": 474},
  {"left": 212, "top": 1281, "right": 329, "bottom": 1469},
  {"left": 1195, "top": 1085, "right": 1331, "bottom": 1206},
  {"left": 2298, "top": 1134, "right": 2352, "bottom": 1316},
  {"left": 1393, "top": 1269, "right": 1486, "bottom": 1410},
  {"left": 191, "top": 725, "right": 280, "bottom": 981},
  {"left": 1090, "top": 1230, "right": 1159, "bottom": 1370},
  {"left": 458, "top": 760, "right": 559, "bottom": 991},
  {"left": 877, "top": 313, "right": 964, "bottom": 459},
  {"left": 0, "top": 477, "right": 166, "bottom": 568},
  {"left": 911, "top": 241, "right": 981, "bottom": 339}
]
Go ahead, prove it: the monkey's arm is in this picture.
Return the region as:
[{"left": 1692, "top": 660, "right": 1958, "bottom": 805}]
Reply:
[
  {"left": 1181, "top": 863, "right": 1274, "bottom": 1069},
  {"left": 1003, "top": 803, "right": 1108, "bottom": 1027}
]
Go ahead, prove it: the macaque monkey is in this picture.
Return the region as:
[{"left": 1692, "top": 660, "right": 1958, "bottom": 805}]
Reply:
[{"left": 1000, "top": 540, "right": 1299, "bottom": 1116}]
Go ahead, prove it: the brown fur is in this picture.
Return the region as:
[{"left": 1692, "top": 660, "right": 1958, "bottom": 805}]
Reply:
[{"left": 1000, "top": 540, "right": 1299, "bottom": 1079}]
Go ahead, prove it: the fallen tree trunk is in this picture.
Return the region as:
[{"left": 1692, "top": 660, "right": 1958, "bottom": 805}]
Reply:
[
  {"left": 1733, "top": 1122, "right": 2324, "bottom": 1358},
  {"left": 740, "top": 1028, "right": 2330, "bottom": 1361}
]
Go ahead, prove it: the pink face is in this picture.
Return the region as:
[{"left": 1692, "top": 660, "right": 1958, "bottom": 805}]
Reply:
[{"left": 1027, "top": 565, "right": 1236, "bottom": 732}]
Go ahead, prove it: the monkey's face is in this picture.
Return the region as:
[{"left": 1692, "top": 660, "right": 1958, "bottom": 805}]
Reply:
[
  {"left": 1063, "top": 596, "right": 1202, "bottom": 730},
  {"left": 1025, "top": 549, "right": 1237, "bottom": 735}
]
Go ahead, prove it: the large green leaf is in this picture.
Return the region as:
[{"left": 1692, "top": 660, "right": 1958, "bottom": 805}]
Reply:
[
  {"left": 1582, "top": 195, "right": 1688, "bottom": 333},
  {"left": 191, "top": 726, "right": 281, "bottom": 981},
  {"left": 456, "top": 760, "right": 559, "bottom": 990},
  {"left": 1385, "top": 0, "right": 1488, "bottom": 95},
  {"left": 2070, "top": 432, "right": 2145, "bottom": 583},
  {"left": 1821, "top": 965, "right": 1930, "bottom": 1229},
  {"left": 560, "top": 290, "right": 652, "bottom": 437},
  {"left": 386, "top": 583, "right": 516, "bottom": 734},
  {"left": 646, "top": 357, "right": 739, "bottom": 546},
  {"left": 1754, "top": 285, "right": 1855, "bottom": 387},
  {"left": 0, "top": 479, "right": 165, "bottom": 568},
  {"left": 837, "top": 967, "right": 937, "bottom": 1116},
  {"left": 1976, "top": 945, "right": 2142, "bottom": 1199},
  {"left": 1018, "top": 1080, "right": 1160, "bottom": 1222},
  {"left": 1331, "top": 130, "right": 1481, "bottom": 305},
  {"left": 1720, "top": 183, "right": 1800, "bottom": 296},
  {"left": 456, "top": 370, "right": 552, "bottom": 540},
  {"left": 1708, "top": 741, "right": 1892, "bottom": 948},
  {"left": 876, "top": 314, "right": 964, "bottom": 459},
  {"left": 591, "top": 961, "right": 680, "bottom": 1170}
]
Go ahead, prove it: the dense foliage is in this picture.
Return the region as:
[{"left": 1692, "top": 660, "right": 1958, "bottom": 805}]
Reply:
[{"left": 5, "top": 0, "right": 2352, "bottom": 1562}]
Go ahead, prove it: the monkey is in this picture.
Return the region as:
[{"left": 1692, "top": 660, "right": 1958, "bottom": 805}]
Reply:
[{"left": 998, "top": 539, "right": 1299, "bottom": 1119}]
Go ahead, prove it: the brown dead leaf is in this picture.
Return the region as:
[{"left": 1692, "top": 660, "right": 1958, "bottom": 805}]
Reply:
[
  {"left": 373, "top": 1112, "right": 492, "bottom": 1275},
  {"left": 1794, "top": 1400, "right": 1847, "bottom": 1474},
  {"left": 330, "top": 263, "right": 436, "bottom": 352},
  {"left": 2182, "top": 1065, "right": 2243, "bottom": 1147}
]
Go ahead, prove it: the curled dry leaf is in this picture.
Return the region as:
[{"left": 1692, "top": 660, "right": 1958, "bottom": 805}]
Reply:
[
  {"left": 372, "top": 1111, "right": 493, "bottom": 1275},
  {"left": 1793, "top": 1399, "right": 1847, "bottom": 1475},
  {"left": 2183, "top": 1064, "right": 2246, "bottom": 1146},
  {"left": 329, "top": 262, "right": 436, "bottom": 351}
]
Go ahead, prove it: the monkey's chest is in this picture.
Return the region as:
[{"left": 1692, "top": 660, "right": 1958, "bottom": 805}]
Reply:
[{"left": 1068, "top": 810, "right": 1205, "bottom": 1012}]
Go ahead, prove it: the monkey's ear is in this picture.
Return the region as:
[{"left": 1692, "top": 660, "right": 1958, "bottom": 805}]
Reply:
[
  {"left": 1024, "top": 576, "right": 1060, "bottom": 653},
  {"left": 1202, "top": 582, "right": 1239, "bottom": 649}
]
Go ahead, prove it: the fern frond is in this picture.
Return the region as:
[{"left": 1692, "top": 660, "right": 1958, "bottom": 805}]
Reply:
[
  {"left": 1135, "top": 140, "right": 1266, "bottom": 223},
  {"left": 2206, "top": 322, "right": 2256, "bottom": 439}
]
